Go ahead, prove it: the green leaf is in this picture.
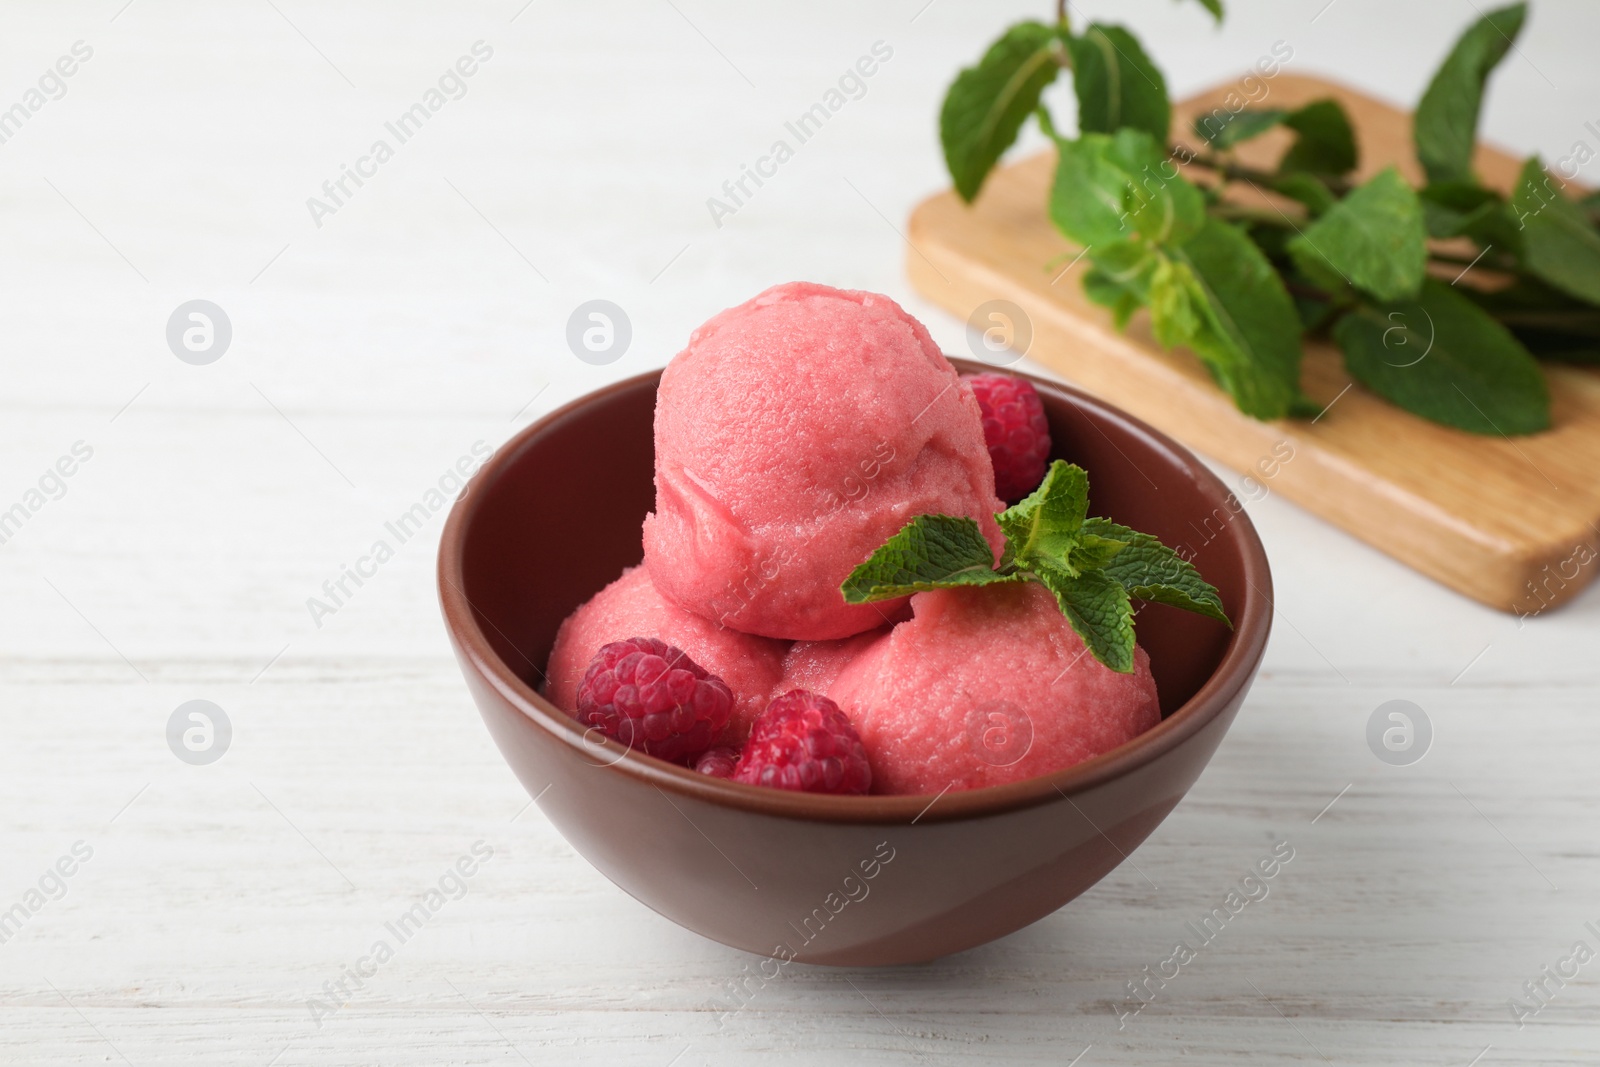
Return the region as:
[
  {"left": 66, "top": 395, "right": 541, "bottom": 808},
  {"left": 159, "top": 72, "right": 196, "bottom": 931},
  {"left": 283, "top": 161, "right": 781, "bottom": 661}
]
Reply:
[
  {"left": 1418, "top": 181, "right": 1522, "bottom": 253},
  {"left": 1083, "top": 267, "right": 1145, "bottom": 328},
  {"left": 1511, "top": 157, "right": 1600, "bottom": 307},
  {"left": 1419, "top": 179, "right": 1495, "bottom": 217},
  {"left": 1082, "top": 242, "right": 1157, "bottom": 328},
  {"left": 1030, "top": 562, "right": 1136, "bottom": 673},
  {"left": 1288, "top": 167, "right": 1427, "bottom": 302},
  {"left": 996, "top": 460, "right": 1089, "bottom": 568},
  {"left": 1182, "top": 0, "right": 1224, "bottom": 23},
  {"left": 1245, "top": 222, "right": 1292, "bottom": 263},
  {"left": 1332, "top": 278, "right": 1550, "bottom": 435},
  {"left": 940, "top": 21, "right": 1063, "bottom": 202},
  {"left": 1067, "top": 24, "right": 1171, "bottom": 143},
  {"left": 840, "top": 515, "right": 1013, "bottom": 603},
  {"left": 1049, "top": 135, "right": 1135, "bottom": 248},
  {"left": 1146, "top": 255, "right": 1208, "bottom": 349},
  {"left": 1292, "top": 242, "right": 1354, "bottom": 298},
  {"left": 1414, "top": 2, "right": 1527, "bottom": 183},
  {"left": 1106, "top": 129, "right": 1206, "bottom": 246},
  {"left": 1048, "top": 131, "right": 1204, "bottom": 250},
  {"left": 1272, "top": 172, "right": 1337, "bottom": 217},
  {"left": 1068, "top": 533, "right": 1129, "bottom": 574},
  {"left": 1168, "top": 216, "right": 1305, "bottom": 419},
  {"left": 1081, "top": 518, "right": 1231, "bottom": 625},
  {"left": 1193, "top": 107, "right": 1285, "bottom": 149},
  {"left": 1291, "top": 289, "right": 1340, "bottom": 333},
  {"left": 1280, "top": 99, "right": 1358, "bottom": 177},
  {"left": 1260, "top": 235, "right": 1345, "bottom": 330},
  {"left": 1267, "top": 222, "right": 1344, "bottom": 330}
]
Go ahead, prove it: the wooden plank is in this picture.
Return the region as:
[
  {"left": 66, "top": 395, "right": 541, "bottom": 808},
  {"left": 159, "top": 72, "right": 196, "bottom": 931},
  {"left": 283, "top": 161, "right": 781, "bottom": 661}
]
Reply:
[{"left": 906, "top": 73, "right": 1600, "bottom": 616}]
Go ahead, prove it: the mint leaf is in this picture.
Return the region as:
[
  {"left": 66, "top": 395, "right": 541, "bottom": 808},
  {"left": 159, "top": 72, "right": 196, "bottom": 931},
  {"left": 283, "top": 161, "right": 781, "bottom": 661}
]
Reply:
[
  {"left": 1082, "top": 518, "right": 1230, "bottom": 624},
  {"left": 1030, "top": 562, "right": 1136, "bottom": 673},
  {"left": 1414, "top": 2, "right": 1527, "bottom": 184},
  {"left": 1049, "top": 131, "right": 1204, "bottom": 250},
  {"left": 1421, "top": 179, "right": 1497, "bottom": 211},
  {"left": 1333, "top": 278, "right": 1550, "bottom": 435},
  {"left": 996, "top": 460, "right": 1090, "bottom": 567},
  {"left": 1069, "top": 533, "right": 1129, "bottom": 574},
  {"left": 1283, "top": 232, "right": 1354, "bottom": 298},
  {"left": 1049, "top": 135, "right": 1136, "bottom": 248},
  {"left": 1106, "top": 129, "right": 1205, "bottom": 246},
  {"left": 1194, "top": 107, "right": 1285, "bottom": 149},
  {"left": 1083, "top": 266, "right": 1146, "bottom": 328},
  {"left": 1082, "top": 241, "right": 1158, "bottom": 328},
  {"left": 1168, "top": 216, "right": 1305, "bottom": 419},
  {"left": 1146, "top": 254, "right": 1208, "bottom": 349},
  {"left": 1512, "top": 157, "right": 1600, "bottom": 307},
  {"left": 840, "top": 514, "right": 1015, "bottom": 602},
  {"left": 1420, "top": 180, "right": 1522, "bottom": 251},
  {"left": 941, "top": 22, "right": 1063, "bottom": 202},
  {"left": 1279, "top": 99, "right": 1358, "bottom": 177},
  {"left": 1246, "top": 223, "right": 1346, "bottom": 335},
  {"left": 1182, "top": 0, "right": 1224, "bottom": 23},
  {"left": 1067, "top": 24, "right": 1171, "bottom": 144},
  {"left": 1272, "top": 172, "right": 1337, "bottom": 217},
  {"left": 1288, "top": 167, "right": 1427, "bottom": 302}
]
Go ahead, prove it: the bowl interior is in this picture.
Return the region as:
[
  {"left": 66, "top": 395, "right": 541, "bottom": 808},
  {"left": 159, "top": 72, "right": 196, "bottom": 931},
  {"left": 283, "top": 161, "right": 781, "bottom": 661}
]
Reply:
[
  {"left": 458, "top": 376, "right": 657, "bottom": 693},
  {"left": 457, "top": 361, "right": 1244, "bottom": 729}
]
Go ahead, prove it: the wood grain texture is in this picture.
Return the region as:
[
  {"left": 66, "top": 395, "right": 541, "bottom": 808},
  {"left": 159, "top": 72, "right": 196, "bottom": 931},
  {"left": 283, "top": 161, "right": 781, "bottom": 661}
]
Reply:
[{"left": 906, "top": 73, "right": 1600, "bottom": 617}]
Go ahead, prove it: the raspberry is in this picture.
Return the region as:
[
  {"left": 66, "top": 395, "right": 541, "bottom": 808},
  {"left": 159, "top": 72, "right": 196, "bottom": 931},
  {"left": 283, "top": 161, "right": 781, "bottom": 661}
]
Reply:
[
  {"left": 694, "top": 746, "right": 740, "bottom": 779},
  {"left": 964, "top": 373, "right": 1052, "bottom": 502},
  {"left": 733, "top": 690, "right": 872, "bottom": 795},
  {"left": 574, "top": 637, "right": 732, "bottom": 763}
]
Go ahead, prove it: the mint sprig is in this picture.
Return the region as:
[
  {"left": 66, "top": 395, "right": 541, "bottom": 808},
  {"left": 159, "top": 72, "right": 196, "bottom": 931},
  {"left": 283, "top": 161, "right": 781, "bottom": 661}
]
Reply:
[
  {"left": 937, "top": 1, "right": 1600, "bottom": 436},
  {"left": 841, "top": 460, "right": 1230, "bottom": 673}
]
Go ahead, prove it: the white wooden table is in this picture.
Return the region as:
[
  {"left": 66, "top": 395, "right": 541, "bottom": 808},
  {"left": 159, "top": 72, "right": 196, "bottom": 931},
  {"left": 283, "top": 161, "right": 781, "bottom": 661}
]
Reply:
[{"left": 4, "top": 1, "right": 1599, "bottom": 1062}]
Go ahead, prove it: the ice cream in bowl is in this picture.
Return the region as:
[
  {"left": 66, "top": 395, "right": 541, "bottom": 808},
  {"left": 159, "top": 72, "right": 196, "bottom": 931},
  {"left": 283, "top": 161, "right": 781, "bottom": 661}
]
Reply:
[{"left": 439, "top": 283, "right": 1272, "bottom": 965}]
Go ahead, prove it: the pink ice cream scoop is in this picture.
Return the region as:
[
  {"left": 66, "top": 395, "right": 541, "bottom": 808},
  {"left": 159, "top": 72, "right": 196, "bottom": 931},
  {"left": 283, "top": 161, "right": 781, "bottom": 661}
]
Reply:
[
  {"left": 642, "top": 282, "right": 1006, "bottom": 642},
  {"left": 826, "top": 584, "right": 1161, "bottom": 795},
  {"left": 774, "top": 628, "right": 892, "bottom": 701},
  {"left": 544, "top": 566, "right": 788, "bottom": 740}
]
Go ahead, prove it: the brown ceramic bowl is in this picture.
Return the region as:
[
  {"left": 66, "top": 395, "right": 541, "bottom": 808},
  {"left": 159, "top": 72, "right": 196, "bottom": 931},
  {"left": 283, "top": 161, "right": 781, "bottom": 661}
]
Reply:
[{"left": 438, "top": 359, "right": 1272, "bottom": 966}]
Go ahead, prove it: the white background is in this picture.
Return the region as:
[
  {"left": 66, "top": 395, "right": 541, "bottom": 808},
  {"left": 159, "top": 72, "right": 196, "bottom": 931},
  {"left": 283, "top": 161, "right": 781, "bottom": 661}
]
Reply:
[{"left": 2, "top": 0, "right": 1599, "bottom": 1063}]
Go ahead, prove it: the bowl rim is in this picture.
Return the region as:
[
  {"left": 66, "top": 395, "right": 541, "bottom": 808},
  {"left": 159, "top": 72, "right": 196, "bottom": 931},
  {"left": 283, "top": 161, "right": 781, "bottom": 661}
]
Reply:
[{"left": 438, "top": 362, "right": 1272, "bottom": 825}]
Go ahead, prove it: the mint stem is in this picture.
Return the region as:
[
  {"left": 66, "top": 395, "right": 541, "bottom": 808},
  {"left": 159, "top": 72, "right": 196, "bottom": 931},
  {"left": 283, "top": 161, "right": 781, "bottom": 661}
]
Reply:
[
  {"left": 1179, "top": 148, "right": 1354, "bottom": 197},
  {"left": 1283, "top": 279, "right": 1336, "bottom": 302},
  {"left": 1427, "top": 249, "right": 1519, "bottom": 272}
]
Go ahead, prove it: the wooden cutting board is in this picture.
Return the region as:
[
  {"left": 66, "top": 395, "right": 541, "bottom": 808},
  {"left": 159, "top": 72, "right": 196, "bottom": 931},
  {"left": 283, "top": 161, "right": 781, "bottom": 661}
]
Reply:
[{"left": 906, "top": 73, "right": 1600, "bottom": 616}]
